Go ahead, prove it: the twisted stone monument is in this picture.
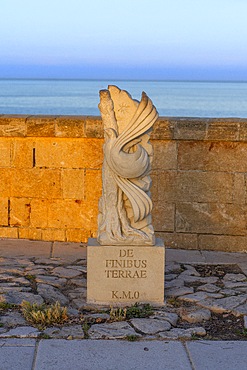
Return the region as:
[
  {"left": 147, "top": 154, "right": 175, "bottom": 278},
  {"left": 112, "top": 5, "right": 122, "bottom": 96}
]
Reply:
[{"left": 87, "top": 86, "right": 165, "bottom": 305}]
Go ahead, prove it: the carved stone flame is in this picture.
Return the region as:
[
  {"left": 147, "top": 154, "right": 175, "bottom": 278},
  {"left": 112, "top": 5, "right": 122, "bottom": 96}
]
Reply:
[{"left": 97, "top": 86, "right": 158, "bottom": 246}]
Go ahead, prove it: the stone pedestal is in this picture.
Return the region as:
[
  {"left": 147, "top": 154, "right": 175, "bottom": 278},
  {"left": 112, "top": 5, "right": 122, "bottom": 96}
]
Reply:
[{"left": 87, "top": 238, "right": 165, "bottom": 306}]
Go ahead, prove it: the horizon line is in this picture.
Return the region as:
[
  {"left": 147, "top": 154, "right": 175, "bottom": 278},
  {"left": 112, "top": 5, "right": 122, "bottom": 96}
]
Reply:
[{"left": 0, "top": 77, "right": 247, "bottom": 83}]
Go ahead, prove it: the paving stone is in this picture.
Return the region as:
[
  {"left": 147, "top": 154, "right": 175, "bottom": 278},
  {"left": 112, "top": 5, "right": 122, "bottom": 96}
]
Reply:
[
  {"left": 165, "top": 278, "right": 184, "bottom": 289},
  {"left": 0, "top": 282, "right": 24, "bottom": 288},
  {"left": 0, "top": 326, "right": 40, "bottom": 338},
  {"left": 179, "top": 265, "right": 200, "bottom": 277},
  {"left": 223, "top": 273, "right": 247, "bottom": 282},
  {"left": 88, "top": 321, "right": 139, "bottom": 339},
  {"left": 36, "top": 275, "right": 67, "bottom": 288},
  {"left": 233, "top": 303, "right": 247, "bottom": 315},
  {"left": 166, "top": 286, "right": 194, "bottom": 297},
  {"left": 159, "top": 327, "right": 206, "bottom": 339},
  {"left": 235, "top": 287, "right": 247, "bottom": 294},
  {"left": 67, "top": 288, "right": 86, "bottom": 300},
  {"left": 165, "top": 262, "right": 182, "bottom": 273},
  {"left": 0, "top": 287, "right": 32, "bottom": 293},
  {"left": 25, "top": 268, "right": 48, "bottom": 275},
  {"left": 67, "top": 265, "right": 87, "bottom": 273},
  {"left": 35, "top": 340, "right": 192, "bottom": 370},
  {"left": 70, "top": 278, "right": 87, "bottom": 287},
  {"left": 52, "top": 267, "right": 82, "bottom": 278},
  {"left": 43, "top": 325, "right": 85, "bottom": 339},
  {"left": 220, "top": 288, "right": 238, "bottom": 296},
  {"left": 37, "top": 284, "right": 69, "bottom": 305},
  {"left": 178, "top": 292, "right": 210, "bottom": 302},
  {"left": 130, "top": 318, "right": 171, "bottom": 334},
  {"left": 182, "top": 275, "right": 218, "bottom": 284},
  {"left": 0, "top": 312, "right": 27, "bottom": 327},
  {"left": 244, "top": 316, "right": 247, "bottom": 328},
  {"left": 14, "top": 277, "right": 31, "bottom": 286},
  {"left": 2, "top": 292, "right": 44, "bottom": 305},
  {"left": 197, "top": 283, "right": 221, "bottom": 293},
  {"left": 180, "top": 308, "right": 211, "bottom": 323},
  {"left": 224, "top": 281, "right": 247, "bottom": 289},
  {"left": 52, "top": 242, "right": 87, "bottom": 261},
  {"left": 66, "top": 307, "right": 79, "bottom": 316},
  {"left": 165, "top": 274, "right": 178, "bottom": 281},
  {"left": 0, "top": 274, "right": 15, "bottom": 282},
  {"left": 0, "top": 267, "right": 25, "bottom": 274},
  {"left": 150, "top": 311, "right": 179, "bottom": 326},
  {"left": 186, "top": 340, "right": 247, "bottom": 370},
  {"left": 72, "top": 298, "right": 87, "bottom": 309},
  {"left": 198, "top": 296, "right": 247, "bottom": 313},
  {"left": 0, "top": 338, "right": 36, "bottom": 346},
  {"left": 0, "top": 345, "right": 35, "bottom": 370}
]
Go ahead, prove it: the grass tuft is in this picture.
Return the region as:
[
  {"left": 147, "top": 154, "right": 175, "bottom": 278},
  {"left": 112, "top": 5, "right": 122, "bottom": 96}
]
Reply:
[{"left": 21, "top": 300, "right": 68, "bottom": 329}]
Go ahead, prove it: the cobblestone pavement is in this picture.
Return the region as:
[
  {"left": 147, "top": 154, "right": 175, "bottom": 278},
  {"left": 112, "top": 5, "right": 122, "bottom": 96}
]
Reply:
[{"left": 1, "top": 239, "right": 247, "bottom": 341}]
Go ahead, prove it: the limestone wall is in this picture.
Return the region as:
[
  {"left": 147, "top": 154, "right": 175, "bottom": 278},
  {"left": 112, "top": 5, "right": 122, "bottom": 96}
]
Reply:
[{"left": 1, "top": 114, "right": 247, "bottom": 252}]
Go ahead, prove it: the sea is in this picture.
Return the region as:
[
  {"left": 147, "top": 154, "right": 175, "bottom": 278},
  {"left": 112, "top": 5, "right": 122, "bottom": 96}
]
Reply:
[{"left": 0, "top": 79, "right": 246, "bottom": 118}]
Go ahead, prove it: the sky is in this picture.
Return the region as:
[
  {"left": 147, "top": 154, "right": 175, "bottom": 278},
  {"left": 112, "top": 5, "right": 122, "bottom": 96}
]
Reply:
[{"left": 1, "top": 0, "right": 247, "bottom": 80}]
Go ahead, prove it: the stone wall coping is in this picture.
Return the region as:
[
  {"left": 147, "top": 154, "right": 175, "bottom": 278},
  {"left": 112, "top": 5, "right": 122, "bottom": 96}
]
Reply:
[{"left": 1, "top": 115, "right": 247, "bottom": 141}]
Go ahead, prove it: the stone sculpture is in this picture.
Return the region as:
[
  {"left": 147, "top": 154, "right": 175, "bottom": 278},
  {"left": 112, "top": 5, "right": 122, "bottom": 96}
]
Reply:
[{"left": 97, "top": 86, "right": 158, "bottom": 246}]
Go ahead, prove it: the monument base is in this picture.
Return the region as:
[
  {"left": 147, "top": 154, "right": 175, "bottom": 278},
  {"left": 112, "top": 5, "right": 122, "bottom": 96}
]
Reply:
[{"left": 87, "top": 238, "right": 165, "bottom": 306}]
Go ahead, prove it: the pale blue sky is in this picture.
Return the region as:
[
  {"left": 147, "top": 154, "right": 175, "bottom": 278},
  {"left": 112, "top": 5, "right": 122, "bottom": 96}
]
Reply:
[{"left": 1, "top": 0, "right": 247, "bottom": 80}]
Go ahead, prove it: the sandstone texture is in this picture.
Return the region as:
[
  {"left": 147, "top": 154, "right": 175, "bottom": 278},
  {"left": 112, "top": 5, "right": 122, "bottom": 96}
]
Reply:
[{"left": 1, "top": 115, "right": 247, "bottom": 251}]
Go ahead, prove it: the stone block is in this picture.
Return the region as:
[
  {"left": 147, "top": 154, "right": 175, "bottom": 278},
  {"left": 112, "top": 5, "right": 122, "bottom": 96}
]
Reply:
[
  {"left": 233, "top": 173, "right": 246, "bottom": 204},
  {"left": 152, "top": 140, "right": 177, "bottom": 170},
  {"left": 0, "top": 227, "right": 18, "bottom": 238},
  {"left": 151, "top": 118, "right": 174, "bottom": 140},
  {"left": 178, "top": 141, "right": 247, "bottom": 172},
  {"left": 0, "top": 115, "right": 27, "bottom": 137},
  {"left": 0, "top": 345, "right": 35, "bottom": 370},
  {"left": 84, "top": 170, "right": 102, "bottom": 202},
  {"left": 66, "top": 228, "right": 90, "bottom": 243},
  {"left": 158, "top": 171, "right": 233, "bottom": 203},
  {"left": 42, "top": 228, "right": 65, "bottom": 242},
  {"left": 199, "top": 234, "right": 247, "bottom": 252},
  {"left": 176, "top": 202, "right": 247, "bottom": 236},
  {"left": 0, "top": 198, "right": 8, "bottom": 226},
  {"left": 9, "top": 197, "right": 31, "bottom": 227},
  {"left": 12, "top": 138, "right": 34, "bottom": 168},
  {"left": 87, "top": 238, "right": 165, "bottom": 305},
  {"left": 85, "top": 117, "right": 104, "bottom": 138},
  {"left": 0, "top": 138, "right": 11, "bottom": 167},
  {"left": 30, "top": 199, "right": 48, "bottom": 228},
  {"left": 206, "top": 119, "right": 239, "bottom": 141},
  {"left": 239, "top": 122, "right": 247, "bottom": 141},
  {"left": 156, "top": 232, "right": 198, "bottom": 250},
  {"left": 47, "top": 199, "right": 98, "bottom": 229},
  {"left": 26, "top": 116, "right": 56, "bottom": 137},
  {"left": 151, "top": 171, "right": 159, "bottom": 202},
  {"left": 18, "top": 228, "right": 42, "bottom": 240},
  {"left": 35, "top": 138, "right": 103, "bottom": 169},
  {"left": 152, "top": 203, "right": 175, "bottom": 232},
  {"left": 11, "top": 169, "right": 62, "bottom": 199},
  {"left": 173, "top": 119, "right": 207, "bottom": 140},
  {"left": 0, "top": 168, "right": 11, "bottom": 197},
  {"left": 55, "top": 116, "right": 85, "bottom": 137},
  {"left": 62, "top": 169, "right": 84, "bottom": 199}
]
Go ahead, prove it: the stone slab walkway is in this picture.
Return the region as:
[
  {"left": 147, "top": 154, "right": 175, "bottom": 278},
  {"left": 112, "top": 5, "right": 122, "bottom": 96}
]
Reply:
[
  {"left": 1, "top": 338, "right": 247, "bottom": 370},
  {"left": 1, "top": 239, "right": 247, "bottom": 369}
]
